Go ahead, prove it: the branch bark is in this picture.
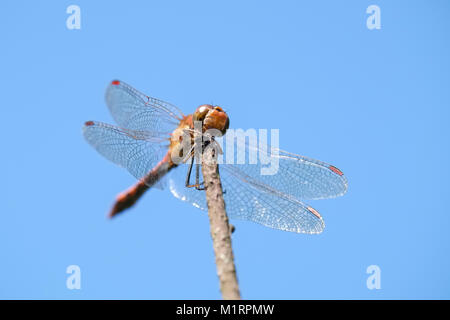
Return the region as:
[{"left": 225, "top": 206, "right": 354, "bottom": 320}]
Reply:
[{"left": 201, "top": 148, "right": 241, "bottom": 300}]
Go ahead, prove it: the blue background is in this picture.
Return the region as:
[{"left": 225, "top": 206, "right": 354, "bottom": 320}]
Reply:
[{"left": 1, "top": 0, "right": 449, "bottom": 299}]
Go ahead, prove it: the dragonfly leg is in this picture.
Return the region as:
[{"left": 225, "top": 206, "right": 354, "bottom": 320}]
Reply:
[
  {"left": 185, "top": 156, "right": 205, "bottom": 190},
  {"left": 181, "top": 144, "right": 195, "bottom": 164},
  {"left": 185, "top": 155, "right": 195, "bottom": 187},
  {"left": 194, "top": 163, "right": 205, "bottom": 190}
]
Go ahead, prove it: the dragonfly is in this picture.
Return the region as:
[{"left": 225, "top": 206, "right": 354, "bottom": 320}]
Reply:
[{"left": 83, "top": 80, "right": 348, "bottom": 234}]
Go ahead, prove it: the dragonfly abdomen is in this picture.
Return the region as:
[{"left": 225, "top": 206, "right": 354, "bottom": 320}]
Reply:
[{"left": 109, "top": 152, "right": 174, "bottom": 217}]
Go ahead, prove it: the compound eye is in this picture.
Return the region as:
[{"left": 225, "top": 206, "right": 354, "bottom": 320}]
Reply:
[
  {"left": 193, "top": 105, "right": 212, "bottom": 122},
  {"left": 214, "top": 106, "right": 224, "bottom": 112},
  {"left": 198, "top": 106, "right": 209, "bottom": 114}
]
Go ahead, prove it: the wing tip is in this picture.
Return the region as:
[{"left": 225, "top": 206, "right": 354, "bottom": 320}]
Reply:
[{"left": 328, "top": 165, "right": 349, "bottom": 196}]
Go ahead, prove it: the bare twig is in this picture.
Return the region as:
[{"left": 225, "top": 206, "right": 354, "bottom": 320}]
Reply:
[{"left": 201, "top": 147, "right": 241, "bottom": 300}]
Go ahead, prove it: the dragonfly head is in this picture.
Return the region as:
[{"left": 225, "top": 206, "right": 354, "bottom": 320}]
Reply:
[{"left": 193, "top": 104, "right": 229, "bottom": 136}]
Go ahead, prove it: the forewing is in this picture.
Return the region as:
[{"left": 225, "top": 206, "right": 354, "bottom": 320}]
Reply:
[
  {"left": 105, "top": 80, "right": 183, "bottom": 133},
  {"left": 225, "top": 140, "right": 348, "bottom": 200}
]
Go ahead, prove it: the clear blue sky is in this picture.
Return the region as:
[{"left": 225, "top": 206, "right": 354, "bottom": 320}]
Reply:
[{"left": 1, "top": 0, "right": 449, "bottom": 299}]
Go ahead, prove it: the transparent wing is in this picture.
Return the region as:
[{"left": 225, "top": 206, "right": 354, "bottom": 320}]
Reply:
[
  {"left": 221, "top": 164, "right": 325, "bottom": 234},
  {"left": 168, "top": 162, "right": 325, "bottom": 234},
  {"left": 82, "top": 121, "right": 170, "bottom": 184},
  {"left": 235, "top": 142, "right": 347, "bottom": 200},
  {"left": 105, "top": 79, "right": 184, "bottom": 133},
  {"left": 167, "top": 138, "right": 347, "bottom": 233},
  {"left": 168, "top": 163, "right": 208, "bottom": 211}
]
